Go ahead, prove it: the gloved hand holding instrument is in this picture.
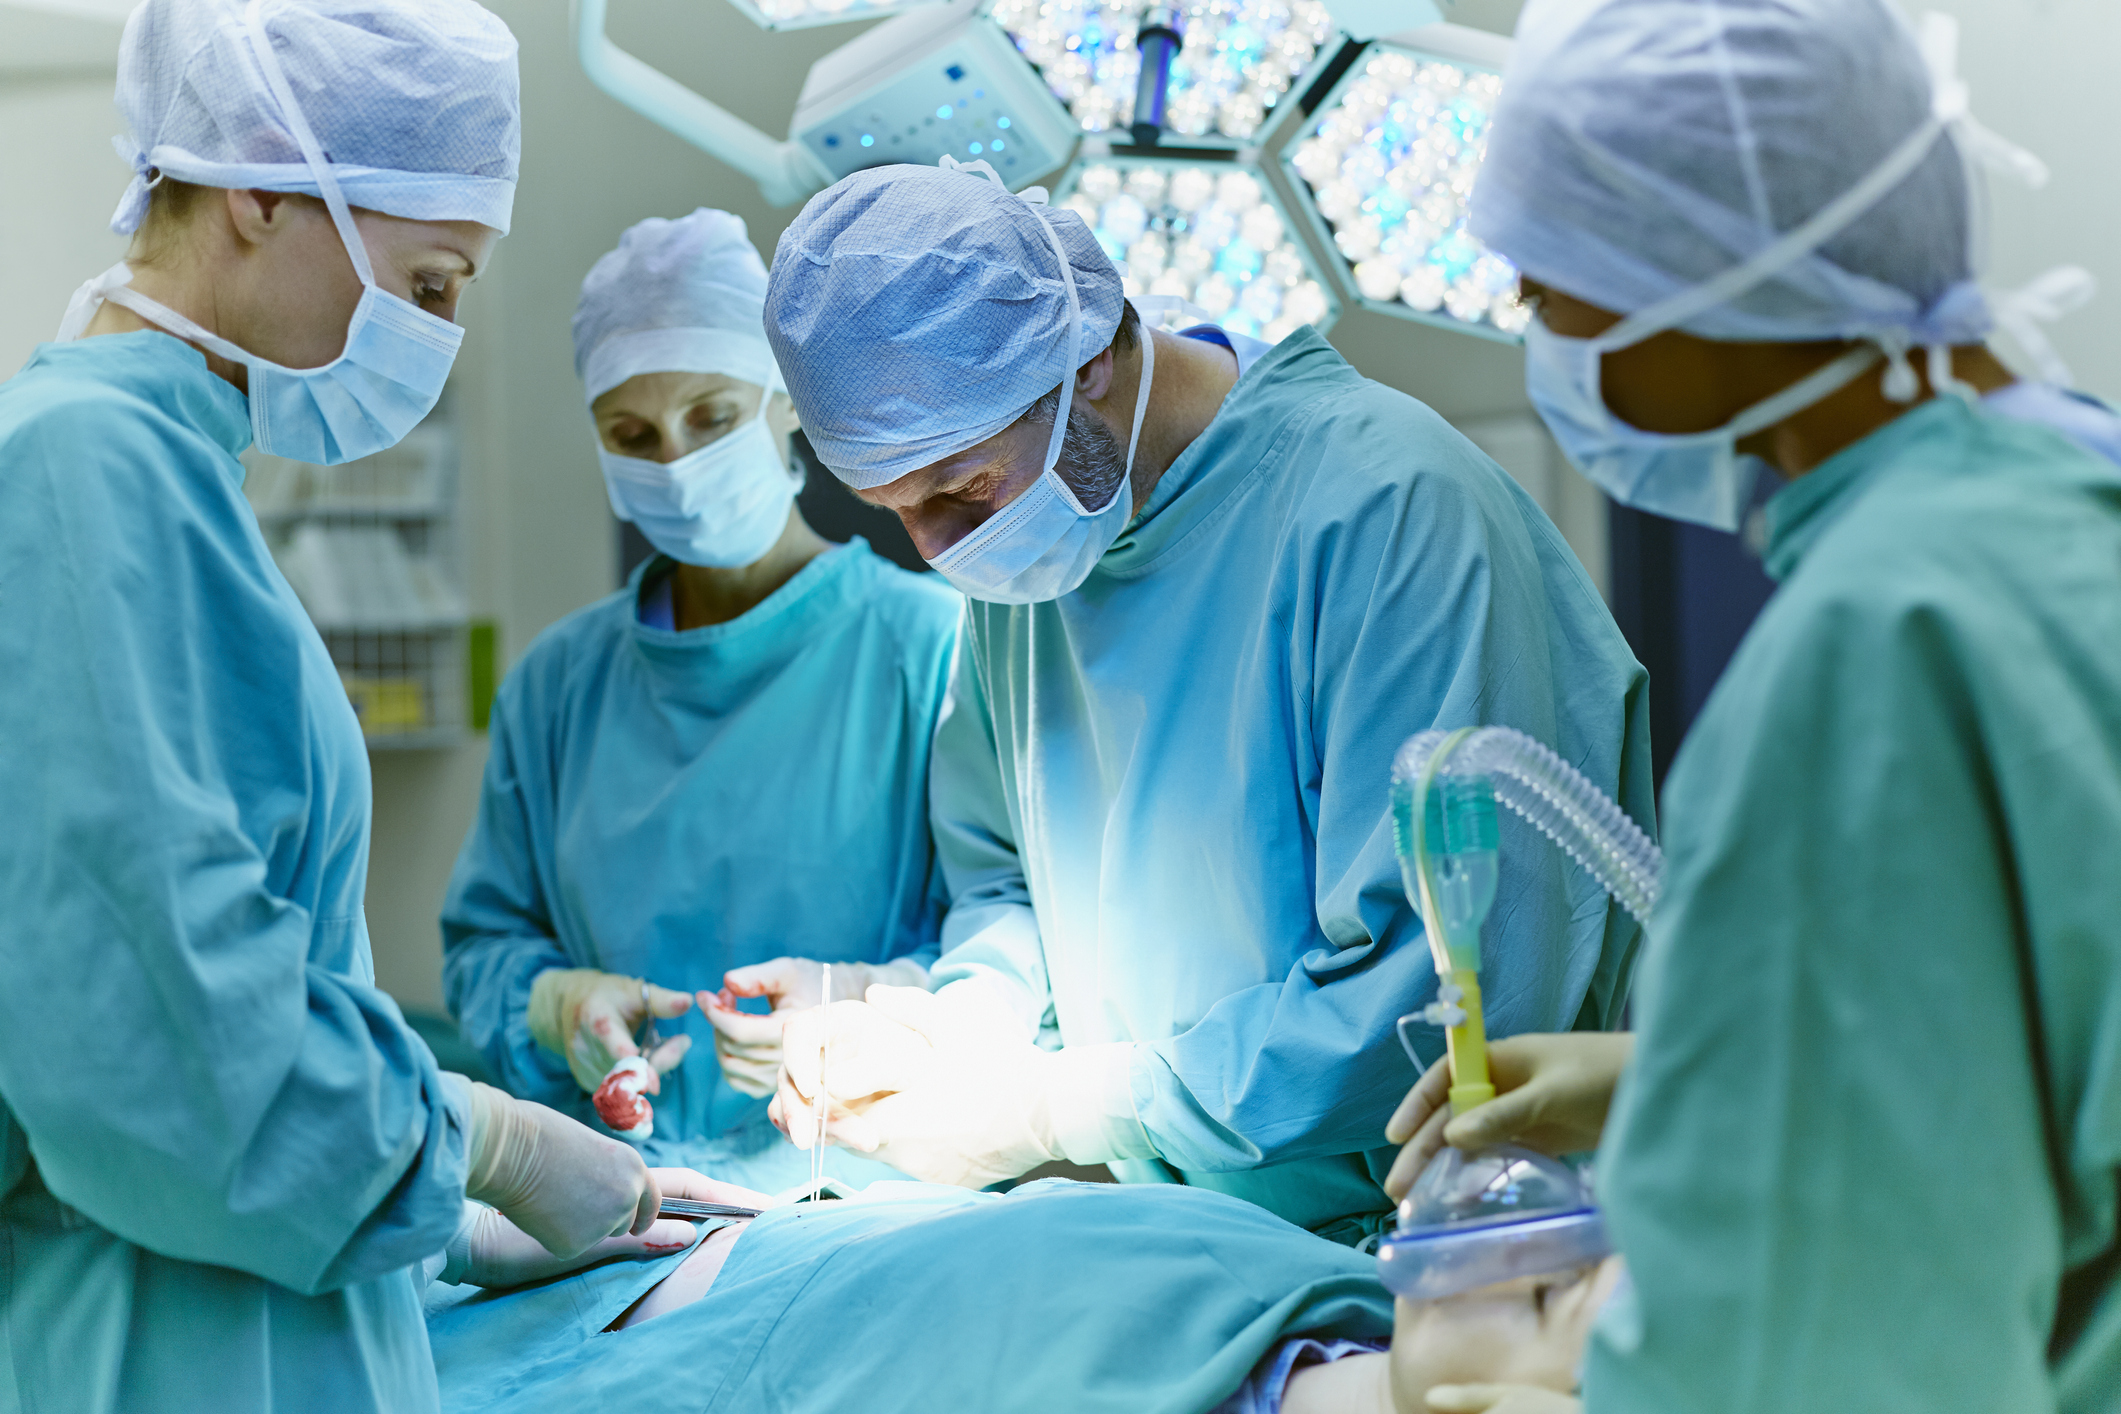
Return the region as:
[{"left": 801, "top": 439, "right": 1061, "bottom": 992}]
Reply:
[
  {"left": 527, "top": 967, "right": 695, "bottom": 1094},
  {"left": 701, "top": 956, "right": 928, "bottom": 1099},
  {"left": 458, "top": 1078, "right": 661, "bottom": 1258}
]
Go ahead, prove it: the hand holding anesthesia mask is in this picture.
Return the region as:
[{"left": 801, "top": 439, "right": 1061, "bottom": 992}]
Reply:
[{"left": 592, "top": 370, "right": 803, "bottom": 567}]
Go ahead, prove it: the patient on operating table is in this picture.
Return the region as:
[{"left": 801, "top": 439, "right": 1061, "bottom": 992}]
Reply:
[{"left": 425, "top": 1173, "right": 1617, "bottom": 1414}]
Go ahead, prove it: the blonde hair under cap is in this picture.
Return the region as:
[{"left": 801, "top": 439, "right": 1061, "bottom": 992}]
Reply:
[
  {"left": 763, "top": 162, "right": 1125, "bottom": 491},
  {"left": 572, "top": 209, "right": 785, "bottom": 405},
  {"left": 111, "top": 0, "right": 520, "bottom": 236}
]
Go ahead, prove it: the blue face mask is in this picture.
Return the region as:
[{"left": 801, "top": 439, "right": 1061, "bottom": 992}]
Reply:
[
  {"left": 1524, "top": 317, "right": 1883, "bottom": 534},
  {"left": 54, "top": 1, "right": 463, "bottom": 466}
]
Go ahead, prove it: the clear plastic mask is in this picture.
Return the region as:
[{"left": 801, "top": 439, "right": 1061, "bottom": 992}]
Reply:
[{"left": 1377, "top": 1144, "right": 1610, "bottom": 1301}]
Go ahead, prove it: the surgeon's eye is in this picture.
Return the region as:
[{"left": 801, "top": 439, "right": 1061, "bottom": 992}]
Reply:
[
  {"left": 412, "top": 278, "right": 451, "bottom": 310},
  {"left": 949, "top": 468, "right": 1007, "bottom": 506}
]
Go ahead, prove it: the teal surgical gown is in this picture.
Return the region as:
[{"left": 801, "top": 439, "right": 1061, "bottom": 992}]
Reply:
[
  {"left": 1586, "top": 398, "right": 2121, "bottom": 1412},
  {"left": 929, "top": 328, "right": 1653, "bottom": 1239},
  {"left": 441, "top": 543, "right": 960, "bottom": 1188},
  {"left": 0, "top": 334, "right": 470, "bottom": 1414},
  {"left": 425, "top": 1180, "right": 1391, "bottom": 1414}
]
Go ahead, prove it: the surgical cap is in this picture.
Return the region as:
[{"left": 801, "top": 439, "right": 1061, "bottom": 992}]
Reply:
[
  {"left": 573, "top": 209, "right": 782, "bottom": 404},
  {"left": 111, "top": 0, "right": 520, "bottom": 237},
  {"left": 1471, "top": 0, "right": 1990, "bottom": 346},
  {"left": 764, "top": 163, "right": 1126, "bottom": 489}
]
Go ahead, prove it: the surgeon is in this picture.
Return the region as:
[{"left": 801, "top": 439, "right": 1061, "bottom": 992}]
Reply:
[
  {"left": 441, "top": 209, "right": 960, "bottom": 1191},
  {"left": 1418, "top": 2, "right": 2121, "bottom": 1410},
  {"left": 760, "top": 158, "right": 1652, "bottom": 1243},
  {"left": 0, "top": 3, "right": 682, "bottom": 1412}
]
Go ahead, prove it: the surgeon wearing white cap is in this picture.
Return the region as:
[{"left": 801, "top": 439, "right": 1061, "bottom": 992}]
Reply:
[
  {"left": 439, "top": 210, "right": 958, "bottom": 1191},
  {"left": 0, "top": 4, "right": 724, "bottom": 1411},
  {"left": 761, "top": 159, "right": 1652, "bottom": 1244},
  {"left": 1431, "top": 1, "right": 2121, "bottom": 1411}
]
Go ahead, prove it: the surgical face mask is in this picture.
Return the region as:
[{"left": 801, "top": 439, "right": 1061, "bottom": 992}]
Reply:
[
  {"left": 928, "top": 299, "right": 1157, "bottom": 605},
  {"left": 1524, "top": 318, "right": 1880, "bottom": 533},
  {"left": 600, "top": 399, "right": 798, "bottom": 568},
  {"left": 53, "top": 1, "right": 461, "bottom": 466}
]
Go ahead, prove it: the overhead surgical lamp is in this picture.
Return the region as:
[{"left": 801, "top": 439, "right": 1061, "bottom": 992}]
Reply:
[
  {"left": 1282, "top": 23, "right": 1528, "bottom": 342},
  {"left": 576, "top": 0, "right": 1077, "bottom": 205},
  {"left": 1056, "top": 152, "right": 1339, "bottom": 343}
]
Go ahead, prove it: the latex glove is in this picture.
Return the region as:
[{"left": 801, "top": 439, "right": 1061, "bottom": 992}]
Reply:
[
  {"left": 771, "top": 983, "right": 1071, "bottom": 1189},
  {"left": 1384, "top": 1033, "right": 1633, "bottom": 1201},
  {"left": 1425, "top": 1387, "right": 1581, "bottom": 1414},
  {"left": 437, "top": 1201, "right": 700, "bottom": 1288},
  {"left": 700, "top": 957, "right": 930, "bottom": 1099},
  {"left": 527, "top": 967, "right": 694, "bottom": 1094},
  {"left": 463, "top": 1079, "right": 658, "bottom": 1258}
]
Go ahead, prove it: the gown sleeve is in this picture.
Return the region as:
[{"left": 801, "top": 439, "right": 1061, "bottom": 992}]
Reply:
[
  {"left": 0, "top": 391, "right": 468, "bottom": 1295},
  {"left": 1585, "top": 571, "right": 2088, "bottom": 1412},
  {"left": 1135, "top": 448, "right": 1642, "bottom": 1172},
  {"left": 927, "top": 630, "right": 1054, "bottom": 1036},
  {"left": 440, "top": 685, "right": 578, "bottom": 1104}
]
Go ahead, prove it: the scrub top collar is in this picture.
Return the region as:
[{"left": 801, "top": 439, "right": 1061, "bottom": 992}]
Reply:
[
  {"left": 1100, "top": 326, "right": 1344, "bottom": 576},
  {"left": 27, "top": 330, "right": 251, "bottom": 464},
  {"left": 1762, "top": 396, "right": 1973, "bottom": 583},
  {"left": 625, "top": 538, "right": 871, "bottom": 672}
]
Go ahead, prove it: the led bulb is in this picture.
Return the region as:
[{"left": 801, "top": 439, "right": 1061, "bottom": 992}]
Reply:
[
  {"left": 1059, "top": 159, "right": 1337, "bottom": 344},
  {"left": 1285, "top": 42, "right": 1522, "bottom": 337},
  {"left": 996, "top": 0, "right": 1332, "bottom": 146}
]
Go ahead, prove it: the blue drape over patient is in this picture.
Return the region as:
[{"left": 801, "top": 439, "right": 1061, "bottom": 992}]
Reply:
[{"left": 428, "top": 1180, "right": 1391, "bottom": 1414}]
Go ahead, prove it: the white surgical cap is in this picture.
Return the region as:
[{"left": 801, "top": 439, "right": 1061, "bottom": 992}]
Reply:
[
  {"left": 572, "top": 209, "right": 783, "bottom": 405},
  {"left": 764, "top": 163, "right": 1126, "bottom": 489},
  {"left": 1470, "top": 0, "right": 1993, "bottom": 346},
  {"left": 111, "top": 0, "right": 521, "bottom": 237}
]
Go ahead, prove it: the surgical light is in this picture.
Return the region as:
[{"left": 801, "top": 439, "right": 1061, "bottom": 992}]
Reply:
[
  {"left": 990, "top": 0, "right": 1342, "bottom": 146},
  {"left": 578, "top": 0, "right": 1076, "bottom": 204},
  {"left": 1056, "top": 154, "right": 1339, "bottom": 343},
  {"left": 722, "top": 0, "right": 953, "bottom": 32},
  {"left": 1283, "top": 26, "right": 1528, "bottom": 341}
]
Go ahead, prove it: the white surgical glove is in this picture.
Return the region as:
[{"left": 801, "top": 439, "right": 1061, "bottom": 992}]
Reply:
[
  {"left": 526, "top": 967, "right": 694, "bottom": 1094},
  {"left": 771, "top": 982, "right": 1152, "bottom": 1189},
  {"left": 461, "top": 1078, "right": 659, "bottom": 1258},
  {"left": 435, "top": 1202, "right": 700, "bottom": 1288},
  {"left": 701, "top": 957, "right": 929, "bottom": 1099}
]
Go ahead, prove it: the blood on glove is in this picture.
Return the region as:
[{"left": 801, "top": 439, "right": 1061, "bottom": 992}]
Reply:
[{"left": 595, "top": 1055, "right": 658, "bottom": 1141}]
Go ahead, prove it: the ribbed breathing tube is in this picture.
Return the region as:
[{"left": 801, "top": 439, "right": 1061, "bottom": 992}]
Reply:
[{"left": 1391, "top": 726, "right": 1662, "bottom": 1115}]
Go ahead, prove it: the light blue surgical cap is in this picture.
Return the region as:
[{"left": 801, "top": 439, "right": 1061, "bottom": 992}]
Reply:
[
  {"left": 573, "top": 209, "right": 781, "bottom": 404},
  {"left": 764, "top": 163, "right": 1126, "bottom": 489},
  {"left": 112, "top": 0, "right": 521, "bottom": 236},
  {"left": 1471, "top": 0, "right": 1992, "bottom": 346}
]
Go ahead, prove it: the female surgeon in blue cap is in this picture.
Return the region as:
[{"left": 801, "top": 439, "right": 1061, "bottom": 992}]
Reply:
[
  {"left": 440, "top": 209, "right": 960, "bottom": 1192},
  {"left": 1381, "top": 2, "right": 2121, "bottom": 1411},
  {"left": 0, "top": 4, "right": 724, "bottom": 1413}
]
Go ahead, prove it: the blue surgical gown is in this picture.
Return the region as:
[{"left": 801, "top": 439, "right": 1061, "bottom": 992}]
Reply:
[
  {"left": 0, "top": 334, "right": 469, "bottom": 1414},
  {"left": 1585, "top": 398, "right": 2121, "bottom": 1412},
  {"left": 426, "top": 1180, "right": 1391, "bottom": 1414},
  {"left": 929, "top": 328, "right": 1653, "bottom": 1239},
  {"left": 441, "top": 543, "right": 960, "bottom": 1187}
]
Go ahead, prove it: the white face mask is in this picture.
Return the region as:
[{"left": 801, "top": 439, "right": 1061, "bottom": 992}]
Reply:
[
  {"left": 1525, "top": 317, "right": 1880, "bottom": 532},
  {"left": 599, "top": 398, "right": 798, "bottom": 568},
  {"left": 53, "top": 0, "right": 462, "bottom": 467}
]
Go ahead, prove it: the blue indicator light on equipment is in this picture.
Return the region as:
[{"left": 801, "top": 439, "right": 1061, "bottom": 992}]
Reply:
[
  {"left": 975, "top": 89, "right": 986, "bottom": 99},
  {"left": 991, "top": 138, "right": 1006, "bottom": 151},
  {"left": 969, "top": 141, "right": 983, "bottom": 154},
  {"left": 937, "top": 104, "right": 953, "bottom": 120},
  {"left": 860, "top": 134, "right": 874, "bottom": 147},
  {"left": 996, "top": 116, "right": 1011, "bottom": 129},
  {"left": 823, "top": 134, "right": 840, "bottom": 147},
  {"left": 945, "top": 64, "right": 965, "bottom": 81}
]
